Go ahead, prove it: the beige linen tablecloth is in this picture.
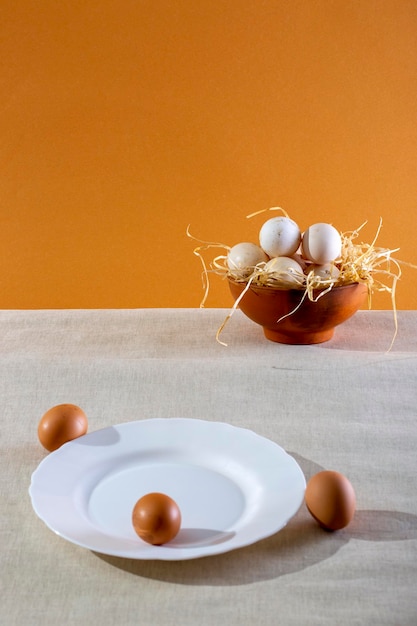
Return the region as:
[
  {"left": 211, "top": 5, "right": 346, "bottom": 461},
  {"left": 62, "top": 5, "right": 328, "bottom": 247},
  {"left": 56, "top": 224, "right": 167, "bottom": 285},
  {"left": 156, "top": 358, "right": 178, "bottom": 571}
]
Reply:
[{"left": 1, "top": 308, "right": 416, "bottom": 626}]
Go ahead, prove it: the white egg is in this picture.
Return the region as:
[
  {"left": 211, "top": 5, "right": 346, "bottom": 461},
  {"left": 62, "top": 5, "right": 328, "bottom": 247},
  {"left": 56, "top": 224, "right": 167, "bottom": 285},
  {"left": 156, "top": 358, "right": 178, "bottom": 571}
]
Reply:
[
  {"left": 259, "top": 217, "right": 302, "bottom": 257},
  {"left": 263, "top": 256, "right": 305, "bottom": 287},
  {"left": 227, "top": 242, "right": 268, "bottom": 275},
  {"left": 301, "top": 223, "right": 342, "bottom": 264},
  {"left": 291, "top": 252, "right": 309, "bottom": 272},
  {"left": 309, "top": 263, "right": 340, "bottom": 280}
]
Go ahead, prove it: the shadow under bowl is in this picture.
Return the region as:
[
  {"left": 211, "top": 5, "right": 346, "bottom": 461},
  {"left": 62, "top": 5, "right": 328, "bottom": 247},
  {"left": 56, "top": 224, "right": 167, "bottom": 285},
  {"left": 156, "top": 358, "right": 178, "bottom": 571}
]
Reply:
[{"left": 228, "top": 278, "right": 368, "bottom": 344}]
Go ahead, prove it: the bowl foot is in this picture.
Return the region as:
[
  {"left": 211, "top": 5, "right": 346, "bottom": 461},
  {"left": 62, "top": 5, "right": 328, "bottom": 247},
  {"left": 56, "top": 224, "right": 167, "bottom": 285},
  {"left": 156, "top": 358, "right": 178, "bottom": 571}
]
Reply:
[{"left": 263, "top": 327, "right": 335, "bottom": 345}]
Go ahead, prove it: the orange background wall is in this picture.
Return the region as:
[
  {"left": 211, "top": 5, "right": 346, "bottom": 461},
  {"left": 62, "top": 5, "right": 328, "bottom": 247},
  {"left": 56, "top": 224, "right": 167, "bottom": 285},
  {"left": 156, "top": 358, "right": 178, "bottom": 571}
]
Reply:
[{"left": 1, "top": 0, "right": 416, "bottom": 309}]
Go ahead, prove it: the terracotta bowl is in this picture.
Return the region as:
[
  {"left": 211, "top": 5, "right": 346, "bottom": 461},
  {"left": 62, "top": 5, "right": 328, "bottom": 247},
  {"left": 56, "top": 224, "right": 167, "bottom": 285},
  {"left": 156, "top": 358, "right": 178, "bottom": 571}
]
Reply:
[{"left": 228, "top": 277, "right": 368, "bottom": 344}]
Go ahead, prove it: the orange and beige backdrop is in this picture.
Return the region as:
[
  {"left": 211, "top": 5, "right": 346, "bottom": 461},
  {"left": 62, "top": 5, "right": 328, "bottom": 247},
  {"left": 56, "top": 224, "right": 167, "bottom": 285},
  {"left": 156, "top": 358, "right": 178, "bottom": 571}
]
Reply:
[{"left": 1, "top": 0, "right": 416, "bottom": 310}]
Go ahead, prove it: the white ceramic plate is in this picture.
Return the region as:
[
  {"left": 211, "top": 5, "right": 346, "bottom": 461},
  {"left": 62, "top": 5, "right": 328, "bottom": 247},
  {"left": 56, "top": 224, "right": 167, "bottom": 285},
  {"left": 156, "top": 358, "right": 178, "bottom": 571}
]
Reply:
[{"left": 29, "top": 418, "right": 306, "bottom": 560}]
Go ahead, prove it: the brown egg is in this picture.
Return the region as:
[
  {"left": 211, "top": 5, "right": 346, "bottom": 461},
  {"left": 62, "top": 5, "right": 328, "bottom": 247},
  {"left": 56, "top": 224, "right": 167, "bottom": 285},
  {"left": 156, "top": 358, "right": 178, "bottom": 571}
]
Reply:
[
  {"left": 132, "top": 493, "right": 181, "bottom": 545},
  {"left": 305, "top": 470, "right": 356, "bottom": 531},
  {"left": 38, "top": 404, "right": 88, "bottom": 452}
]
